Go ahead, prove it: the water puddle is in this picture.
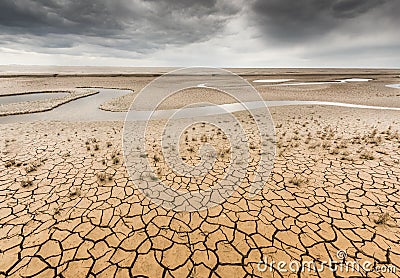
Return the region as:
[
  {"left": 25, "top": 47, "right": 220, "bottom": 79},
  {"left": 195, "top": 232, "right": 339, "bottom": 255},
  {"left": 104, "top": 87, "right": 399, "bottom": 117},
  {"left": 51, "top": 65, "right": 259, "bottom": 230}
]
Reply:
[
  {"left": 253, "top": 79, "right": 294, "bottom": 83},
  {"left": 336, "top": 78, "right": 372, "bottom": 82},
  {"left": 267, "top": 77, "right": 372, "bottom": 87},
  {"left": 0, "top": 92, "right": 69, "bottom": 105},
  {"left": 126, "top": 100, "right": 400, "bottom": 121},
  {"left": 273, "top": 81, "right": 340, "bottom": 86},
  {"left": 386, "top": 84, "right": 400, "bottom": 89}
]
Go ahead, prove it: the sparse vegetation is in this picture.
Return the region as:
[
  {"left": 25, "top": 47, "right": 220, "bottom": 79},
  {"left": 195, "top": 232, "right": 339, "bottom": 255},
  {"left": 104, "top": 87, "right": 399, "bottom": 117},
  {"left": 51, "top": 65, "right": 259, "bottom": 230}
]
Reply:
[
  {"left": 153, "top": 154, "right": 160, "bottom": 163},
  {"left": 97, "top": 172, "right": 113, "bottom": 182},
  {"left": 111, "top": 150, "right": 121, "bottom": 164},
  {"left": 322, "top": 141, "right": 331, "bottom": 149},
  {"left": 289, "top": 176, "right": 307, "bottom": 186},
  {"left": 5, "top": 159, "right": 15, "bottom": 168},
  {"left": 360, "top": 151, "right": 375, "bottom": 160},
  {"left": 68, "top": 188, "right": 81, "bottom": 198},
  {"left": 200, "top": 134, "right": 208, "bottom": 142},
  {"left": 3, "top": 72, "right": 400, "bottom": 277},
  {"left": 53, "top": 207, "right": 61, "bottom": 215},
  {"left": 329, "top": 147, "right": 340, "bottom": 155},
  {"left": 375, "top": 212, "right": 391, "bottom": 225},
  {"left": 97, "top": 172, "right": 107, "bottom": 182},
  {"left": 113, "top": 156, "right": 120, "bottom": 164},
  {"left": 21, "top": 178, "right": 33, "bottom": 188},
  {"left": 24, "top": 161, "right": 40, "bottom": 173}
]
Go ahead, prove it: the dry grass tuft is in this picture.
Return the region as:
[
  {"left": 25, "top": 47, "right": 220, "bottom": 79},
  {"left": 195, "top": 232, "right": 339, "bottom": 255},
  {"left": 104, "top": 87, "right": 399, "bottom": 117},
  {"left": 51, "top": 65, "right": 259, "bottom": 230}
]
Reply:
[
  {"left": 21, "top": 178, "right": 33, "bottom": 188},
  {"left": 68, "top": 188, "right": 81, "bottom": 198},
  {"left": 289, "top": 176, "right": 308, "bottom": 186},
  {"left": 374, "top": 212, "right": 391, "bottom": 225},
  {"left": 360, "top": 151, "right": 375, "bottom": 160},
  {"left": 5, "top": 159, "right": 16, "bottom": 168}
]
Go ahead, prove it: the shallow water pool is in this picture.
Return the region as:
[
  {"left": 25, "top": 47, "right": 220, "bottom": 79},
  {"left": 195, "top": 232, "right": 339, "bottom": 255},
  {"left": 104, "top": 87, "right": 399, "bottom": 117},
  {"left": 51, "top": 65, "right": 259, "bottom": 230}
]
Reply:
[
  {"left": 253, "top": 79, "right": 294, "bottom": 83},
  {"left": 0, "top": 92, "right": 69, "bottom": 105},
  {"left": 386, "top": 84, "right": 400, "bottom": 89}
]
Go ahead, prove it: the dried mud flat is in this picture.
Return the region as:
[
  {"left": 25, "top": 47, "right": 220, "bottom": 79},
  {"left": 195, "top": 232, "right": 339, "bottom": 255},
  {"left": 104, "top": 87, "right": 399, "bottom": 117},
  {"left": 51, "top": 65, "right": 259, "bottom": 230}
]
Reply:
[{"left": 1, "top": 70, "right": 400, "bottom": 277}]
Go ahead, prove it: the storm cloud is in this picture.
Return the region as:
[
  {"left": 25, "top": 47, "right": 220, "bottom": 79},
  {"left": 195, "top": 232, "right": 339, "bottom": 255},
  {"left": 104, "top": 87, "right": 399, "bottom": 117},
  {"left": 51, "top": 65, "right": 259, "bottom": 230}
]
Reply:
[
  {"left": 0, "top": 0, "right": 240, "bottom": 52},
  {"left": 250, "top": 0, "right": 400, "bottom": 43},
  {"left": 0, "top": 0, "right": 399, "bottom": 67}
]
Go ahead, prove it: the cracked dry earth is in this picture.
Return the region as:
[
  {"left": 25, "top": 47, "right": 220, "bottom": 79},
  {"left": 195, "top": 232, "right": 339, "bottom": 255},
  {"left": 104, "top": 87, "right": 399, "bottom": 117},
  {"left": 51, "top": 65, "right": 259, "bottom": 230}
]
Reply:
[{"left": 0, "top": 106, "right": 400, "bottom": 277}]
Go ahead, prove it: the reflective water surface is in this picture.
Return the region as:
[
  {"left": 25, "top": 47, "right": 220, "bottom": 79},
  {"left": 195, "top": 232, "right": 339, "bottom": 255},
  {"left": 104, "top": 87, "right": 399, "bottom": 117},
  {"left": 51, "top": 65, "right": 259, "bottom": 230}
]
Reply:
[
  {"left": 253, "top": 79, "right": 294, "bottom": 83},
  {"left": 0, "top": 92, "right": 69, "bottom": 105},
  {"left": 386, "top": 84, "right": 400, "bottom": 89}
]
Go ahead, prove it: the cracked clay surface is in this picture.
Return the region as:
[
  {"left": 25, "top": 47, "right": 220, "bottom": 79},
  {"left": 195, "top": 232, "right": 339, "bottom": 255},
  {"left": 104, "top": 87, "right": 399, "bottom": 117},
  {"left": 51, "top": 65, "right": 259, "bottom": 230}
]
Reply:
[{"left": 1, "top": 103, "right": 400, "bottom": 277}]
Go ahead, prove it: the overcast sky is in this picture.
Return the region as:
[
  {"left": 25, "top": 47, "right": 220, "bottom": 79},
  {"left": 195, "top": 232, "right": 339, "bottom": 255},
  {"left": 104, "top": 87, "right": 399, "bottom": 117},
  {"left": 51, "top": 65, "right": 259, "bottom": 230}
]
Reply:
[{"left": 0, "top": 0, "right": 399, "bottom": 67}]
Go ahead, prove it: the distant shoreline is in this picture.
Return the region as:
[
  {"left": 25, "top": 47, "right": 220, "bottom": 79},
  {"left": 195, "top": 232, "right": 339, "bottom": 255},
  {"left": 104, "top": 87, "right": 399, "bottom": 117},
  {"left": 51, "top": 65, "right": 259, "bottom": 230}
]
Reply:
[{"left": 0, "top": 66, "right": 398, "bottom": 77}]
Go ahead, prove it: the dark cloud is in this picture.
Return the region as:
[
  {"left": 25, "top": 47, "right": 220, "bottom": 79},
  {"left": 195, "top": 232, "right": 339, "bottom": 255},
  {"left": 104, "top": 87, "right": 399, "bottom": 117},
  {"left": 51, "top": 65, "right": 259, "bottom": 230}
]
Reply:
[
  {"left": 0, "top": 1, "right": 120, "bottom": 35},
  {"left": 251, "top": 0, "right": 398, "bottom": 42},
  {"left": 332, "top": 0, "right": 384, "bottom": 17},
  {"left": 0, "top": 0, "right": 240, "bottom": 52},
  {"left": 0, "top": 0, "right": 399, "bottom": 67}
]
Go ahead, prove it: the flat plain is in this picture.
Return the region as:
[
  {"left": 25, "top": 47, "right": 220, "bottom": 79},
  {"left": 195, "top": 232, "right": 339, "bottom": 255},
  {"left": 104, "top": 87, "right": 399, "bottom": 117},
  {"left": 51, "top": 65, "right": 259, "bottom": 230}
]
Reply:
[{"left": 0, "top": 67, "right": 399, "bottom": 277}]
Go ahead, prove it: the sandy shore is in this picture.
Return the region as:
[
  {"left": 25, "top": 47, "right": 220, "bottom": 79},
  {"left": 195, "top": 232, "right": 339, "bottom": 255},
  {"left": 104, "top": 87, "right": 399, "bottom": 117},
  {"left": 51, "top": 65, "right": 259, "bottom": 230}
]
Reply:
[{"left": 0, "top": 69, "right": 399, "bottom": 277}]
